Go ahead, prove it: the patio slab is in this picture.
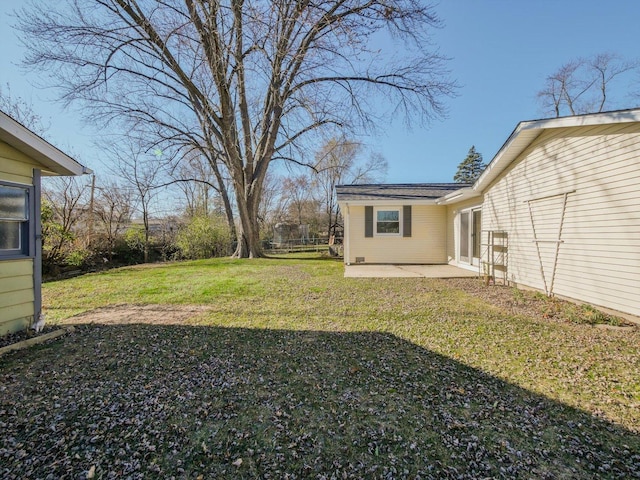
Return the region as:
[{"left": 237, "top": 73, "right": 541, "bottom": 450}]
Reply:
[{"left": 344, "top": 264, "right": 478, "bottom": 278}]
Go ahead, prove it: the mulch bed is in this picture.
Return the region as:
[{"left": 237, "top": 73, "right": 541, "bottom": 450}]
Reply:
[{"left": 0, "top": 326, "right": 59, "bottom": 350}]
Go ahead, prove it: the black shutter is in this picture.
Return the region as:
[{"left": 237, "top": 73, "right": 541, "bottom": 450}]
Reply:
[
  {"left": 403, "top": 205, "right": 412, "bottom": 237},
  {"left": 365, "top": 206, "right": 373, "bottom": 237}
]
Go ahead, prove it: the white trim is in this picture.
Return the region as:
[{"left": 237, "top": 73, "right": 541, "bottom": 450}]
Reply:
[
  {"left": 435, "top": 187, "right": 481, "bottom": 205},
  {"left": 344, "top": 204, "right": 351, "bottom": 264},
  {"left": 473, "top": 108, "right": 640, "bottom": 195},
  {"left": 338, "top": 198, "right": 440, "bottom": 207},
  {"left": 374, "top": 206, "right": 402, "bottom": 237}
]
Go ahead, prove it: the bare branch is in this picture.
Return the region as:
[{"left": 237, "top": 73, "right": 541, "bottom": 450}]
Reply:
[
  {"left": 537, "top": 53, "right": 639, "bottom": 117},
  {"left": 18, "top": 0, "right": 456, "bottom": 257}
]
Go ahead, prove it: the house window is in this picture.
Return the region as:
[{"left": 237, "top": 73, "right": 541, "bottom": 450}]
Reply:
[
  {"left": 0, "top": 184, "right": 29, "bottom": 256},
  {"left": 376, "top": 208, "right": 401, "bottom": 235}
]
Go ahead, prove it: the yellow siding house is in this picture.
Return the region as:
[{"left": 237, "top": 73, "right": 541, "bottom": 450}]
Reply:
[
  {"left": 475, "top": 109, "right": 640, "bottom": 318},
  {"left": 337, "top": 184, "right": 469, "bottom": 265},
  {"left": 0, "top": 111, "right": 88, "bottom": 335},
  {"left": 338, "top": 108, "right": 640, "bottom": 319}
]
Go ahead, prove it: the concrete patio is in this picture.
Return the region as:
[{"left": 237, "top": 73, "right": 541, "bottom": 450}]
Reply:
[{"left": 344, "top": 264, "right": 479, "bottom": 278}]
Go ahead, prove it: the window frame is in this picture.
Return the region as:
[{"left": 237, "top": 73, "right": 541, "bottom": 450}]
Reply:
[
  {"left": 374, "top": 206, "right": 402, "bottom": 237},
  {"left": 0, "top": 181, "right": 32, "bottom": 259}
]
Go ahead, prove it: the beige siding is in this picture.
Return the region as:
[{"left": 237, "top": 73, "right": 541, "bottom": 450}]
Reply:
[
  {"left": 482, "top": 122, "right": 640, "bottom": 317},
  {"left": 446, "top": 198, "right": 483, "bottom": 264},
  {"left": 346, "top": 204, "right": 447, "bottom": 264},
  {"left": 0, "top": 142, "right": 38, "bottom": 184},
  {"left": 1, "top": 140, "right": 36, "bottom": 334},
  {"left": 0, "top": 260, "right": 35, "bottom": 334}
]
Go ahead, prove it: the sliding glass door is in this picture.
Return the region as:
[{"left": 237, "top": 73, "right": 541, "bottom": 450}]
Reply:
[
  {"left": 459, "top": 208, "right": 481, "bottom": 266},
  {"left": 460, "top": 211, "right": 470, "bottom": 263}
]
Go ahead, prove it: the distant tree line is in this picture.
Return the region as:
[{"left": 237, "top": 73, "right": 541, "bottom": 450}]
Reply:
[
  {"left": 2, "top": 80, "right": 387, "bottom": 274},
  {"left": 37, "top": 135, "right": 386, "bottom": 276}
]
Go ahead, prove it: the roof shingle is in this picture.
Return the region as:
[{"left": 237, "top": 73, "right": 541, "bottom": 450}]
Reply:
[{"left": 336, "top": 183, "right": 469, "bottom": 202}]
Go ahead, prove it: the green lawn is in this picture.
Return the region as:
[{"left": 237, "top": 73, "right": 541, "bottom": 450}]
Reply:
[{"left": 1, "top": 256, "right": 638, "bottom": 479}]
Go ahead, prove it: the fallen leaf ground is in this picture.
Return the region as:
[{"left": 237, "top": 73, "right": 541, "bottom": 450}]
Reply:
[{"left": 1, "top": 257, "right": 638, "bottom": 479}]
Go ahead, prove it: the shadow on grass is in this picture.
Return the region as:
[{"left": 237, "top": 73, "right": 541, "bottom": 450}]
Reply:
[{"left": 1, "top": 323, "right": 638, "bottom": 479}]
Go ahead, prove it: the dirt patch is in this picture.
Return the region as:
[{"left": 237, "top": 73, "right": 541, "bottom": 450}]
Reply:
[
  {"left": 443, "top": 278, "right": 637, "bottom": 328},
  {"left": 64, "top": 304, "right": 213, "bottom": 325}
]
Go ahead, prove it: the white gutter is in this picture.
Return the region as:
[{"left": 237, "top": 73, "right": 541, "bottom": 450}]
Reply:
[
  {"left": 343, "top": 204, "right": 350, "bottom": 265},
  {"left": 335, "top": 198, "right": 441, "bottom": 206},
  {"left": 435, "top": 187, "right": 480, "bottom": 205}
]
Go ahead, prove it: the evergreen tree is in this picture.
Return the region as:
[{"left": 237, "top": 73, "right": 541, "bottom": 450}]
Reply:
[{"left": 454, "top": 146, "right": 485, "bottom": 183}]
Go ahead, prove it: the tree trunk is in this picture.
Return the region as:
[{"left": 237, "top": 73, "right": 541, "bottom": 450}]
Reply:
[
  {"left": 233, "top": 192, "right": 262, "bottom": 258},
  {"left": 218, "top": 181, "right": 237, "bottom": 243},
  {"left": 143, "top": 208, "right": 150, "bottom": 263},
  {"left": 231, "top": 161, "right": 269, "bottom": 258},
  {"left": 205, "top": 154, "right": 237, "bottom": 242}
]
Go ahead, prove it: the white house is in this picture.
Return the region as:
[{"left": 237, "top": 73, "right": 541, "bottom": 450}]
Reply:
[{"left": 337, "top": 108, "right": 640, "bottom": 318}]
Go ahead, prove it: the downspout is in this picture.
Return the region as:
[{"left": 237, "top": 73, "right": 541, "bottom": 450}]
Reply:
[
  {"left": 32, "top": 169, "right": 43, "bottom": 326},
  {"left": 344, "top": 204, "right": 350, "bottom": 265}
]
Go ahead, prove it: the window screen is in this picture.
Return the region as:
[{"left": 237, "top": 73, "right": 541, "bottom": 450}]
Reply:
[
  {"left": 0, "top": 185, "right": 29, "bottom": 253},
  {"left": 376, "top": 209, "right": 400, "bottom": 234}
]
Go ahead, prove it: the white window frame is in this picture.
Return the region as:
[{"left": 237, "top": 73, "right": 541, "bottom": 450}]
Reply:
[
  {"left": 374, "top": 206, "right": 402, "bottom": 237},
  {"left": 457, "top": 207, "right": 482, "bottom": 267}
]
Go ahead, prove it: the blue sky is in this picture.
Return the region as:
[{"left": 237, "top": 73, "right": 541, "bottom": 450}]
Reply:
[{"left": 1, "top": 1, "right": 640, "bottom": 183}]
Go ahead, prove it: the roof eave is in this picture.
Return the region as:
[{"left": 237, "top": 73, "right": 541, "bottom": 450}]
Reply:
[
  {"left": 338, "top": 198, "right": 441, "bottom": 207},
  {"left": 435, "top": 187, "right": 481, "bottom": 205},
  {"left": 473, "top": 108, "right": 640, "bottom": 193},
  {"left": 0, "top": 111, "right": 89, "bottom": 176}
]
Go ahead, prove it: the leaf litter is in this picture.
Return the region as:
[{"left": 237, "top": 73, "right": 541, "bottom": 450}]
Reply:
[{"left": 0, "top": 264, "right": 638, "bottom": 479}]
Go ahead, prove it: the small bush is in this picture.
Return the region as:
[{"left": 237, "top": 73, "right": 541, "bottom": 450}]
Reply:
[
  {"left": 175, "top": 215, "right": 232, "bottom": 260},
  {"left": 64, "top": 248, "right": 91, "bottom": 268},
  {"left": 123, "top": 227, "right": 146, "bottom": 254},
  {"left": 540, "top": 297, "right": 563, "bottom": 319},
  {"left": 565, "top": 303, "right": 624, "bottom": 326}
]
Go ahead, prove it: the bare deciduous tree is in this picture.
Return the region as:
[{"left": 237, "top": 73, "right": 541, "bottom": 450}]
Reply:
[
  {"left": 18, "top": 0, "right": 455, "bottom": 257},
  {"left": 280, "top": 175, "right": 316, "bottom": 227},
  {"left": 258, "top": 171, "right": 288, "bottom": 236},
  {"left": 537, "top": 53, "right": 638, "bottom": 117},
  {"left": 0, "top": 83, "right": 49, "bottom": 136},
  {"left": 42, "top": 176, "right": 90, "bottom": 262},
  {"left": 93, "top": 181, "right": 134, "bottom": 261},
  {"left": 313, "top": 138, "right": 387, "bottom": 238},
  {"left": 169, "top": 151, "right": 236, "bottom": 239},
  {"left": 101, "top": 138, "right": 164, "bottom": 263}
]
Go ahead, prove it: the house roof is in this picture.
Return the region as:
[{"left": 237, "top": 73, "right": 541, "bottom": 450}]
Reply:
[
  {"left": 0, "top": 110, "right": 90, "bottom": 176},
  {"left": 336, "top": 183, "right": 470, "bottom": 204},
  {"left": 473, "top": 107, "right": 640, "bottom": 193},
  {"left": 338, "top": 108, "right": 640, "bottom": 208}
]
